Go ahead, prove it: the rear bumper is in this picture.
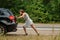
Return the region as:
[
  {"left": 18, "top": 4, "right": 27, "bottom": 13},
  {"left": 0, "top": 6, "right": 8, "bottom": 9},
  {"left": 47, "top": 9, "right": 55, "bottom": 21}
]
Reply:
[
  {"left": 0, "top": 20, "right": 18, "bottom": 32},
  {"left": 6, "top": 23, "right": 18, "bottom": 32}
]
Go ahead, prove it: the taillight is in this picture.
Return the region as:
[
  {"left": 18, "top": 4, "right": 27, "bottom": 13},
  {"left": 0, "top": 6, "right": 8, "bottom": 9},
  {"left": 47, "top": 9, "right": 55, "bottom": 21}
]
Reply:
[{"left": 9, "top": 16, "right": 14, "bottom": 20}]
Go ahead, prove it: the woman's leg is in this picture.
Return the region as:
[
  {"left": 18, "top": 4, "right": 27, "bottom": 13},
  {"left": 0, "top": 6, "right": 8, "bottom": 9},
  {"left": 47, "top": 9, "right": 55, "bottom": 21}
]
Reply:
[
  {"left": 30, "top": 24, "right": 39, "bottom": 35},
  {"left": 23, "top": 26, "right": 28, "bottom": 35}
]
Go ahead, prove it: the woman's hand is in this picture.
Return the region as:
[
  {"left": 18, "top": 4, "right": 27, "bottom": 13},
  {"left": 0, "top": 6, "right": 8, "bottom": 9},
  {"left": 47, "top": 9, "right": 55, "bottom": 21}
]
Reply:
[
  {"left": 16, "top": 16, "right": 21, "bottom": 18},
  {"left": 16, "top": 16, "right": 18, "bottom": 18},
  {"left": 15, "top": 16, "right": 19, "bottom": 18}
]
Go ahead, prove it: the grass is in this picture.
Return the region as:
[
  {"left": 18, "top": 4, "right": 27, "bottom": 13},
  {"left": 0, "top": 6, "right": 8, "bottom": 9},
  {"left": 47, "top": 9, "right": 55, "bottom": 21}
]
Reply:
[{"left": 0, "top": 35, "right": 60, "bottom": 40}]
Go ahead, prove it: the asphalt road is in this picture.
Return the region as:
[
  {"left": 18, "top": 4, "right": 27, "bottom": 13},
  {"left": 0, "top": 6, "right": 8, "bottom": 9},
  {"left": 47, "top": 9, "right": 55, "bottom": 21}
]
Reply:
[
  {"left": 7, "top": 24, "right": 60, "bottom": 35},
  {"left": 17, "top": 23, "right": 60, "bottom": 28}
]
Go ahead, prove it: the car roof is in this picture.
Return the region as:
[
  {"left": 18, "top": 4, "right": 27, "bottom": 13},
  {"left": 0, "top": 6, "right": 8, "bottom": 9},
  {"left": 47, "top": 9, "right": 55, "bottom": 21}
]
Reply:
[{"left": 0, "top": 8, "right": 8, "bottom": 11}]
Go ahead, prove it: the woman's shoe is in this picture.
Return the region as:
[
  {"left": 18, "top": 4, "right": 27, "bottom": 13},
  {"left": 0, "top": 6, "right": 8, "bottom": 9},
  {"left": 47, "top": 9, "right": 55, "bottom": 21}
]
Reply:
[
  {"left": 37, "top": 33, "right": 39, "bottom": 36},
  {"left": 25, "top": 33, "right": 28, "bottom": 35}
]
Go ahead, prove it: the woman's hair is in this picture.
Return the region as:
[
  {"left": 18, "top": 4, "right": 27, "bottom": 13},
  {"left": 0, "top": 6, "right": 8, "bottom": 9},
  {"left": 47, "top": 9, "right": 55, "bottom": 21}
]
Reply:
[{"left": 19, "top": 9, "right": 24, "bottom": 13}]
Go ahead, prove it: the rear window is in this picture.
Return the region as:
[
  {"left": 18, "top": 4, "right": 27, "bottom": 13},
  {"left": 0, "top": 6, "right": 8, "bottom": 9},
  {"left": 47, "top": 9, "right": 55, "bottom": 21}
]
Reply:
[
  {"left": 2, "top": 9, "right": 13, "bottom": 16},
  {"left": 3, "top": 10, "right": 10, "bottom": 16},
  {"left": 6, "top": 9, "right": 13, "bottom": 15}
]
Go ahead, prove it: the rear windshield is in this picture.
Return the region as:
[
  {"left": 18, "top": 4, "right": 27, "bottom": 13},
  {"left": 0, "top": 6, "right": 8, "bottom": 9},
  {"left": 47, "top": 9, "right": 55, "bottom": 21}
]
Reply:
[{"left": 2, "top": 9, "right": 13, "bottom": 16}]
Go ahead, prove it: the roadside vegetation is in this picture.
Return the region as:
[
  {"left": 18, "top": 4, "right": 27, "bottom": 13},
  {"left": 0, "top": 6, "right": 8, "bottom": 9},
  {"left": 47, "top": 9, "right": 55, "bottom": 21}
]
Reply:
[
  {"left": 0, "top": 35, "right": 60, "bottom": 40},
  {"left": 0, "top": 0, "right": 60, "bottom": 23}
]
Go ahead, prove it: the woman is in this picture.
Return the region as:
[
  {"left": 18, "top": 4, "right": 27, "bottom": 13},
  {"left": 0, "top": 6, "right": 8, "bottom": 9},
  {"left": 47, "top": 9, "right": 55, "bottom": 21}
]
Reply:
[{"left": 17, "top": 9, "right": 39, "bottom": 35}]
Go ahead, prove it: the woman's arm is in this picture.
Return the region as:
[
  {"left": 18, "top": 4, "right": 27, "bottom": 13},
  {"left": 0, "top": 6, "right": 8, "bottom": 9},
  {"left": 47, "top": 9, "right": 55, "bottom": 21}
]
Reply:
[{"left": 17, "top": 13, "right": 25, "bottom": 18}]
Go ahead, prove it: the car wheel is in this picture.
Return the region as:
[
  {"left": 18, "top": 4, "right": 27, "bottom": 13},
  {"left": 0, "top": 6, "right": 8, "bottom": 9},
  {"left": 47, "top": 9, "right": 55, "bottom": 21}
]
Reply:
[{"left": 0, "top": 25, "right": 7, "bottom": 36}]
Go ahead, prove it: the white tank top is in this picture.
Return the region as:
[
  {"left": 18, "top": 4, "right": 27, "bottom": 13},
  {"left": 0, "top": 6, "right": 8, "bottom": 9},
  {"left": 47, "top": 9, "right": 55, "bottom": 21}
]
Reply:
[{"left": 23, "top": 13, "right": 31, "bottom": 21}]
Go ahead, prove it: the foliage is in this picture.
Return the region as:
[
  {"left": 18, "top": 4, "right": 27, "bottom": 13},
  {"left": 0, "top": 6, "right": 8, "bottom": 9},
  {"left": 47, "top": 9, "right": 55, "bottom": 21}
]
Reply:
[{"left": 0, "top": 0, "right": 60, "bottom": 23}]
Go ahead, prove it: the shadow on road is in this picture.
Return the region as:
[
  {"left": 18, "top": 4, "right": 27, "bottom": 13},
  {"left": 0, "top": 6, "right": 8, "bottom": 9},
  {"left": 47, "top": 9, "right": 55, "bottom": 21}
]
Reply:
[{"left": 5, "top": 34, "right": 26, "bottom": 36}]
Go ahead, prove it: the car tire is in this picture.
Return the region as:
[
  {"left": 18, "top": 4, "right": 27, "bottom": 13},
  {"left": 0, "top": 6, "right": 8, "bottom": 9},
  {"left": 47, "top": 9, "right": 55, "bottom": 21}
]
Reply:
[{"left": 0, "top": 25, "right": 7, "bottom": 36}]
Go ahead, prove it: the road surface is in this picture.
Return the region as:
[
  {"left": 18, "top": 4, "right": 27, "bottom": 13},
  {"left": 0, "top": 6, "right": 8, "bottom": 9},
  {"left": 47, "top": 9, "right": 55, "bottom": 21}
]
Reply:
[{"left": 7, "top": 24, "right": 60, "bottom": 35}]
